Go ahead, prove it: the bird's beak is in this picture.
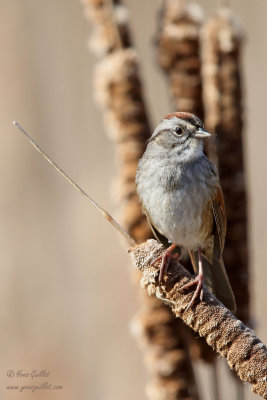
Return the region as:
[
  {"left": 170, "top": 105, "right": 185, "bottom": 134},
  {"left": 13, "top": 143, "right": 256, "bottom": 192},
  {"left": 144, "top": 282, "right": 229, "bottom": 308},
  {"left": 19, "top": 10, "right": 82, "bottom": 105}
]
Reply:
[{"left": 194, "top": 128, "right": 211, "bottom": 139}]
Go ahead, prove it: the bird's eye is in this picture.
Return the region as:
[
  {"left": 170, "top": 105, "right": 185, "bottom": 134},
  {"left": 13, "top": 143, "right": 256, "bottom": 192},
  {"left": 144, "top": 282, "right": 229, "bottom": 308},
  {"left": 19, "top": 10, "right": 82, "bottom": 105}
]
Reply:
[{"left": 175, "top": 127, "right": 183, "bottom": 136}]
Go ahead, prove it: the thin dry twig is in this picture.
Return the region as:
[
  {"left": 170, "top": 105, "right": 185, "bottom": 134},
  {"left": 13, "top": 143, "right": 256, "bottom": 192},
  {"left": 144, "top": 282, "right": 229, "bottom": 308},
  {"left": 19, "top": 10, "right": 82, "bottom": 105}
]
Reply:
[{"left": 129, "top": 240, "right": 267, "bottom": 399}]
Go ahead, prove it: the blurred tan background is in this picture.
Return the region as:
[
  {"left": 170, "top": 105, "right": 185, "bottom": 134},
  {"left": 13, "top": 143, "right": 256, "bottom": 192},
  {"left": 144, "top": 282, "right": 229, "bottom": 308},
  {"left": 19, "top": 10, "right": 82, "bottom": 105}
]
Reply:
[{"left": 0, "top": 0, "right": 266, "bottom": 399}]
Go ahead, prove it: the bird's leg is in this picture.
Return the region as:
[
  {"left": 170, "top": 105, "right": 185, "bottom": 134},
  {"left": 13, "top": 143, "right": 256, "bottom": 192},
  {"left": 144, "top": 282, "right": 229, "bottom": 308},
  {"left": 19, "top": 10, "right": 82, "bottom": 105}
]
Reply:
[
  {"left": 151, "top": 243, "right": 179, "bottom": 283},
  {"left": 178, "top": 247, "right": 204, "bottom": 310}
]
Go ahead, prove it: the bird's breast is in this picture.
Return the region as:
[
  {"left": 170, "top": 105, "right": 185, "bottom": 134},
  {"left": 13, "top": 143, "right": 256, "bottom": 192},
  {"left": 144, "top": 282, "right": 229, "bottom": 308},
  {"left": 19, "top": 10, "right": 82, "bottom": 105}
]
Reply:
[{"left": 136, "top": 154, "right": 216, "bottom": 250}]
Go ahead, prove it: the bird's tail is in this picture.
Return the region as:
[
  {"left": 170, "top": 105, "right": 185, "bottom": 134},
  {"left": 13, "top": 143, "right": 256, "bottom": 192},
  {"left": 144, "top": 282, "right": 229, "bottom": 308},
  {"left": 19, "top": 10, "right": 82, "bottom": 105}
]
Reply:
[{"left": 189, "top": 250, "right": 236, "bottom": 313}]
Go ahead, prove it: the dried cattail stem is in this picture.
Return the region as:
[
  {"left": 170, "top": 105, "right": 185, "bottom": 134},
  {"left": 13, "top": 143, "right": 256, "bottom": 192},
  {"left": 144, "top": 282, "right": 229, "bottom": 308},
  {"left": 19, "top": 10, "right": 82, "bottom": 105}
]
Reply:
[
  {"left": 81, "top": 0, "right": 131, "bottom": 55},
  {"left": 94, "top": 49, "right": 152, "bottom": 241},
  {"left": 82, "top": 1, "right": 200, "bottom": 398},
  {"left": 156, "top": 0, "right": 215, "bottom": 364},
  {"left": 93, "top": 42, "right": 199, "bottom": 400},
  {"left": 157, "top": 0, "right": 204, "bottom": 119},
  {"left": 82, "top": 0, "right": 152, "bottom": 242},
  {"left": 129, "top": 240, "right": 267, "bottom": 400},
  {"left": 202, "top": 9, "right": 249, "bottom": 324},
  {"left": 131, "top": 290, "right": 199, "bottom": 400}
]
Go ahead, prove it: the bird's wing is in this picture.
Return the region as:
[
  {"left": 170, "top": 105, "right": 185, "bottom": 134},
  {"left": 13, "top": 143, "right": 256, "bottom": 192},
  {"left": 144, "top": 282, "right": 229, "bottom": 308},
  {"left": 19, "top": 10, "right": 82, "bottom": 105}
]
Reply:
[{"left": 207, "top": 185, "right": 236, "bottom": 312}]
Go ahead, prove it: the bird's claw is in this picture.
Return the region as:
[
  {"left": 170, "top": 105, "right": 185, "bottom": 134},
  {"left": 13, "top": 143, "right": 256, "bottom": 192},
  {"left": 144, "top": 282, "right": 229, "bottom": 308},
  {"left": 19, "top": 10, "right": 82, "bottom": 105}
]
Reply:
[
  {"left": 178, "top": 273, "right": 204, "bottom": 311},
  {"left": 151, "top": 244, "right": 178, "bottom": 284}
]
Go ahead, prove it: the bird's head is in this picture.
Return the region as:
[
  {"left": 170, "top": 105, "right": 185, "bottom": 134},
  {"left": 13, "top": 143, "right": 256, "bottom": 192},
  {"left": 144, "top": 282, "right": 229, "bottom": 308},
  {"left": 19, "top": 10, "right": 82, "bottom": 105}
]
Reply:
[{"left": 149, "top": 112, "right": 211, "bottom": 161}]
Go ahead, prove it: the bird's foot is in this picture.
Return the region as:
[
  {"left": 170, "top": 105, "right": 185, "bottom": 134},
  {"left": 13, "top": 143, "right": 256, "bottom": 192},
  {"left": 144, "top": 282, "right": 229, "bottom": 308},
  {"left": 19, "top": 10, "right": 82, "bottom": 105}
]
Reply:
[
  {"left": 178, "top": 272, "right": 204, "bottom": 311},
  {"left": 151, "top": 243, "right": 179, "bottom": 283}
]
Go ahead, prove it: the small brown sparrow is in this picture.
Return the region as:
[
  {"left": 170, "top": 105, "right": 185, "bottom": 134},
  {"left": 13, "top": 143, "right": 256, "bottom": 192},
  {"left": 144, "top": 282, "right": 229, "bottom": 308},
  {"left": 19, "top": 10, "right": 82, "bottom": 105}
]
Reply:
[{"left": 136, "top": 112, "right": 236, "bottom": 312}]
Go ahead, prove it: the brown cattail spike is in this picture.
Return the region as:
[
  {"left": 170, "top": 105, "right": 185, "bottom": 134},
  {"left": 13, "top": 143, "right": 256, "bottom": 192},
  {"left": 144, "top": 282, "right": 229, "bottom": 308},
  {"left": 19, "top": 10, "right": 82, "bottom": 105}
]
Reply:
[
  {"left": 156, "top": 0, "right": 216, "bottom": 364},
  {"left": 83, "top": 1, "right": 200, "bottom": 398},
  {"left": 130, "top": 240, "right": 267, "bottom": 400},
  {"left": 202, "top": 8, "right": 249, "bottom": 324},
  {"left": 157, "top": 0, "right": 204, "bottom": 119}
]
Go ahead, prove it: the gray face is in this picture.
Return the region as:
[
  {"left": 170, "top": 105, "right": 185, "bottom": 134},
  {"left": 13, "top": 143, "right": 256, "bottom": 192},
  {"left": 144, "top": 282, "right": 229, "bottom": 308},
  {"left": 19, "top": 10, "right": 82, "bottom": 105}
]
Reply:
[{"left": 148, "top": 117, "right": 210, "bottom": 160}]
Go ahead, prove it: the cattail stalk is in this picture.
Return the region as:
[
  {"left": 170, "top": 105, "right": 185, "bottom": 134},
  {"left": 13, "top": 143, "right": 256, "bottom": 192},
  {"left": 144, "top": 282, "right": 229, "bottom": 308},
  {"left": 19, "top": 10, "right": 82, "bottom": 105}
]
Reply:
[
  {"left": 130, "top": 240, "right": 267, "bottom": 400},
  {"left": 81, "top": 0, "right": 200, "bottom": 398},
  {"left": 157, "top": 0, "right": 204, "bottom": 118},
  {"left": 156, "top": 0, "right": 215, "bottom": 364},
  {"left": 202, "top": 8, "right": 249, "bottom": 324}
]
